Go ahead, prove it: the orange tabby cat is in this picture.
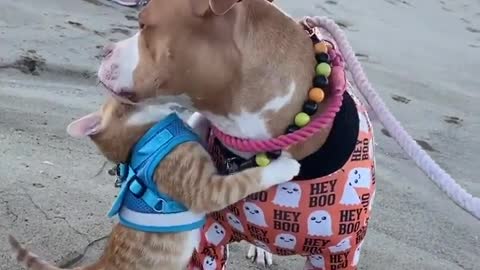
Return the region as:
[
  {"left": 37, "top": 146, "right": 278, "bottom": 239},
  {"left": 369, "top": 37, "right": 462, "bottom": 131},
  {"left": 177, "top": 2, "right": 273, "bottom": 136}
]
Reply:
[{"left": 8, "top": 97, "right": 300, "bottom": 270}]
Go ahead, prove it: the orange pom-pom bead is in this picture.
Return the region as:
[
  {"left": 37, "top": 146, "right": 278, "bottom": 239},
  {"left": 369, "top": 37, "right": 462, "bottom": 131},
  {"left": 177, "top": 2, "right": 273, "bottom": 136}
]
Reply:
[
  {"left": 314, "top": 41, "right": 329, "bottom": 54},
  {"left": 309, "top": 87, "right": 325, "bottom": 103}
]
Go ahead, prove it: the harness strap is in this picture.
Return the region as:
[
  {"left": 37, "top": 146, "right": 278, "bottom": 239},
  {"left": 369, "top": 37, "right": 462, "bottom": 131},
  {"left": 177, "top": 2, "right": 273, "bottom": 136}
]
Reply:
[{"left": 128, "top": 178, "right": 187, "bottom": 213}]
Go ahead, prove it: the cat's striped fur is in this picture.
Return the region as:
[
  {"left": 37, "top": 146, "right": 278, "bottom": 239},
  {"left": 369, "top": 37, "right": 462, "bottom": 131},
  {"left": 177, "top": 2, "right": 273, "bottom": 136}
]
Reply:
[{"left": 8, "top": 97, "right": 300, "bottom": 270}]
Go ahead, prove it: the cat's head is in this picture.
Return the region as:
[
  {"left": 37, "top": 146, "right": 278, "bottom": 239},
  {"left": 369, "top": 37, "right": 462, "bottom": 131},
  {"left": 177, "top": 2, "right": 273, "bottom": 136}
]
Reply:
[{"left": 67, "top": 97, "right": 171, "bottom": 163}]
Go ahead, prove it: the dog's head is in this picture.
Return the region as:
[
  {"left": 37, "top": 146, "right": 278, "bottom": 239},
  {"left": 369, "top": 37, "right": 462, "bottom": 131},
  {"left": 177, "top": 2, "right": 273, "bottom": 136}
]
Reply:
[
  {"left": 66, "top": 97, "right": 170, "bottom": 163},
  {"left": 98, "top": 0, "right": 313, "bottom": 118}
]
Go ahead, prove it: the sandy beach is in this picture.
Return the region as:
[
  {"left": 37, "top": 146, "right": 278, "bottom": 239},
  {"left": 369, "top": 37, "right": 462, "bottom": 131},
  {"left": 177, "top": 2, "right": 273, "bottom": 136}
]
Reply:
[{"left": 0, "top": 0, "right": 479, "bottom": 269}]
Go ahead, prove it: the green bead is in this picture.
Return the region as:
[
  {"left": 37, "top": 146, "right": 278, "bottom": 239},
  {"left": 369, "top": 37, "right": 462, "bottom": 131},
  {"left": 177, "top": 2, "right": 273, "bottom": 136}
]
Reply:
[
  {"left": 255, "top": 153, "right": 271, "bottom": 167},
  {"left": 294, "top": 112, "right": 310, "bottom": 127},
  {"left": 316, "top": 62, "right": 332, "bottom": 77}
]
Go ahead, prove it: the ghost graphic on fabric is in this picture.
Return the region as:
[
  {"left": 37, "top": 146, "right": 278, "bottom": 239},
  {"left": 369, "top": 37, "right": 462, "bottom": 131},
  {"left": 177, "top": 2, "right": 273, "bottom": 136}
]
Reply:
[
  {"left": 274, "top": 233, "right": 297, "bottom": 250},
  {"left": 226, "top": 212, "right": 244, "bottom": 233},
  {"left": 359, "top": 112, "right": 370, "bottom": 133},
  {"left": 202, "top": 256, "right": 217, "bottom": 270},
  {"left": 309, "top": 254, "right": 325, "bottom": 269},
  {"left": 307, "top": 210, "right": 333, "bottom": 237},
  {"left": 352, "top": 241, "right": 364, "bottom": 266},
  {"left": 205, "top": 222, "right": 226, "bottom": 246},
  {"left": 340, "top": 168, "right": 371, "bottom": 205},
  {"left": 243, "top": 202, "right": 268, "bottom": 227},
  {"left": 253, "top": 239, "right": 271, "bottom": 252},
  {"left": 272, "top": 182, "right": 302, "bottom": 208},
  {"left": 328, "top": 237, "right": 352, "bottom": 253}
]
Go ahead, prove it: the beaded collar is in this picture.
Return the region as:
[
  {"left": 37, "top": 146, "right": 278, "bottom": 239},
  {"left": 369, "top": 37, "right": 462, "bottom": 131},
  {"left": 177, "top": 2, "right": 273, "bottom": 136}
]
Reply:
[{"left": 211, "top": 23, "right": 347, "bottom": 168}]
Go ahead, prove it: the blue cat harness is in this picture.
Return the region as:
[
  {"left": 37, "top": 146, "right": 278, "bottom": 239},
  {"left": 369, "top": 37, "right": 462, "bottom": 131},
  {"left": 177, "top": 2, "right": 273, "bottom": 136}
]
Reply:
[{"left": 108, "top": 113, "right": 206, "bottom": 233}]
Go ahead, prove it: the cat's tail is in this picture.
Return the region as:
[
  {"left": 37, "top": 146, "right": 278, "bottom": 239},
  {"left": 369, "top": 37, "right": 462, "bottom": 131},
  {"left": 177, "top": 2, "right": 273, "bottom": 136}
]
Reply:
[{"left": 8, "top": 235, "right": 73, "bottom": 270}]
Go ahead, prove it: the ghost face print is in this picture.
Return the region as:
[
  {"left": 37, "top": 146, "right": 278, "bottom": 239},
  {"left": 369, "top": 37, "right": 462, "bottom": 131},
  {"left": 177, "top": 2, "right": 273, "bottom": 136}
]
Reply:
[
  {"left": 226, "top": 212, "right": 244, "bottom": 233},
  {"left": 274, "top": 233, "right": 297, "bottom": 250},
  {"left": 328, "top": 237, "right": 352, "bottom": 254},
  {"left": 309, "top": 254, "right": 325, "bottom": 269},
  {"left": 202, "top": 255, "right": 217, "bottom": 270},
  {"left": 307, "top": 210, "right": 333, "bottom": 237},
  {"left": 340, "top": 167, "right": 372, "bottom": 205},
  {"left": 205, "top": 222, "right": 226, "bottom": 246},
  {"left": 272, "top": 182, "right": 302, "bottom": 208},
  {"left": 347, "top": 168, "right": 371, "bottom": 189},
  {"left": 243, "top": 202, "right": 267, "bottom": 227}
]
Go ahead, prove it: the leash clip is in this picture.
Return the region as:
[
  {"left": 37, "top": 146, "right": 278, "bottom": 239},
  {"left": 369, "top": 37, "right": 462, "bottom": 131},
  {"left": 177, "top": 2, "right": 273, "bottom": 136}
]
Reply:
[
  {"left": 109, "top": 164, "right": 124, "bottom": 188},
  {"left": 303, "top": 25, "right": 321, "bottom": 43},
  {"left": 224, "top": 157, "right": 240, "bottom": 174}
]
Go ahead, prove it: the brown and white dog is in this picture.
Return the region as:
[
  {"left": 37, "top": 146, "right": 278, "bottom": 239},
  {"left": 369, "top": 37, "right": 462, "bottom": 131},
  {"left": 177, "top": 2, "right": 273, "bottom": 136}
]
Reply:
[{"left": 98, "top": 0, "right": 375, "bottom": 269}]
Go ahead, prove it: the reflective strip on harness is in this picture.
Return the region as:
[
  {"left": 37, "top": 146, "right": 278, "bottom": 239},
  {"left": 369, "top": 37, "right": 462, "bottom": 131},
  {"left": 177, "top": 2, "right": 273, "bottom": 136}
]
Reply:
[{"left": 119, "top": 207, "right": 205, "bottom": 233}]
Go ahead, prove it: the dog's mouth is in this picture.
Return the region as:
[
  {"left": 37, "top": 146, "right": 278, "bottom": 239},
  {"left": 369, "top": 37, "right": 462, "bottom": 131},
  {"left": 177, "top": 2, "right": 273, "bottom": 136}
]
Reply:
[
  {"left": 315, "top": 220, "right": 322, "bottom": 224},
  {"left": 99, "top": 81, "right": 137, "bottom": 105}
]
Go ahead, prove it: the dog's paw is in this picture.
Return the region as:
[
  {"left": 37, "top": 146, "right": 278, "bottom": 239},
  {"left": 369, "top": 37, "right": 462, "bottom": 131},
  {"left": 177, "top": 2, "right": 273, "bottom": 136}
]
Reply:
[
  {"left": 261, "top": 153, "right": 300, "bottom": 187},
  {"left": 246, "top": 244, "right": 273, "bottom": 266}
]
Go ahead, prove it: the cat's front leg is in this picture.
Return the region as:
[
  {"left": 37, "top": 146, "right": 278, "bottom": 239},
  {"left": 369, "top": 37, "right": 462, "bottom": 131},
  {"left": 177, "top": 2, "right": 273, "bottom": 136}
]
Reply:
[{"left": 259, "top": 152, "right": 301, "bottom": 188}]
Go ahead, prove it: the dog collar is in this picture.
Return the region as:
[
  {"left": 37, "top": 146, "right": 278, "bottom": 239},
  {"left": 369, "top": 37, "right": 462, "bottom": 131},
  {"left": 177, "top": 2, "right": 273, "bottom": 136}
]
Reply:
[{"left": 211, "top": 23, "right": 347, "bottom": 157}]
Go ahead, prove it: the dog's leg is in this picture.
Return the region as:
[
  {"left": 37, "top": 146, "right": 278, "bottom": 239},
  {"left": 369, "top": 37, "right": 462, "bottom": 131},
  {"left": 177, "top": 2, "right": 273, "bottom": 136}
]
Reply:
[{"left": 246, "top": 244, "right": 273, "bottom": 266}]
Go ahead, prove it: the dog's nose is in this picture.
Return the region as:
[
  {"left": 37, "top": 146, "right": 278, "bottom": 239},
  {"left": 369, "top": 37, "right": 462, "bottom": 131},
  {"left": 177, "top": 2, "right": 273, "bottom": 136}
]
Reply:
[{"left": 102, "top": 44, "right": 115, "bottom": 59}]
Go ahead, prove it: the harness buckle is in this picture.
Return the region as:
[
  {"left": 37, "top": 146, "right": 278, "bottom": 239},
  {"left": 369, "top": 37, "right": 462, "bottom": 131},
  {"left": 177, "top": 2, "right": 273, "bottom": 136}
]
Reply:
[{"left": 129, "top": 179, "right": 147, "bottom": 198}]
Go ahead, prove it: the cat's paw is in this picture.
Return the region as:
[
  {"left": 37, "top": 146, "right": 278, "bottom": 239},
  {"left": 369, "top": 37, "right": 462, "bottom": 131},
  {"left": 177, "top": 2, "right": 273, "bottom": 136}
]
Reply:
[
  {"left": 246, "top": 244, "right": 273, "bottom": 266},
  {"left": 260, "top": 153, "right": 300, "bottom": 187}
]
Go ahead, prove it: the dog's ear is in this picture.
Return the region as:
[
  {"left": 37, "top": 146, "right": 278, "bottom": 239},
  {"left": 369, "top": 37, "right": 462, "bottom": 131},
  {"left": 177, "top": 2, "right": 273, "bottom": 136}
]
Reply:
[
  {"left": 191, "top": 0, "right": 239, "bottom": 16},
  {"left": 67, "top": 112, "right": 102, "bottom": 138}
]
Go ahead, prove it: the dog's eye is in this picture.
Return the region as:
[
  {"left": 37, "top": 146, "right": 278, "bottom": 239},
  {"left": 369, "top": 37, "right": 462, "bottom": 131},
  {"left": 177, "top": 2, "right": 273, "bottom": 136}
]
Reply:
[
  {"left": 255, "top": 210, "right": 259, "bottom": 214},
  {"left": 293, "top": 188, "right": 299, "bottom": 192},
  {"left": 245, "top": 207, "right": 250, "bottom": 211},
  {"left": 311, "top": 217, "right": 316, "bottom": 221},
  {"left": 282, "top": 187, "right": 287, "bottom": 190},
  {"left": 322, "top": 216, "right": 327, "bottom": 220}
]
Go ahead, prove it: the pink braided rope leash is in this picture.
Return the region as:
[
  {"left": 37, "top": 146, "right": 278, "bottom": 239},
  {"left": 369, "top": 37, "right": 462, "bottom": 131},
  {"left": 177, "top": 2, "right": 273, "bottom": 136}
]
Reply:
[
  {"left": 303, "top": 16, "right": 480, "bottom": 220},
  {"left": 213, "top": 16, "right": 480, "bottom": 220},
  {"left": 212, "top": 31, "right": 347, "bottom": 153}
]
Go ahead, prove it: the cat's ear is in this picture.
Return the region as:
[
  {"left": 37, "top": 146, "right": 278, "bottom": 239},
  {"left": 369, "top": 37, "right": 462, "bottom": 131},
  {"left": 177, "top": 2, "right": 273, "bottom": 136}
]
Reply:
[{"left": 67, "top": 112, "right": 102, "bottom": 138}]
